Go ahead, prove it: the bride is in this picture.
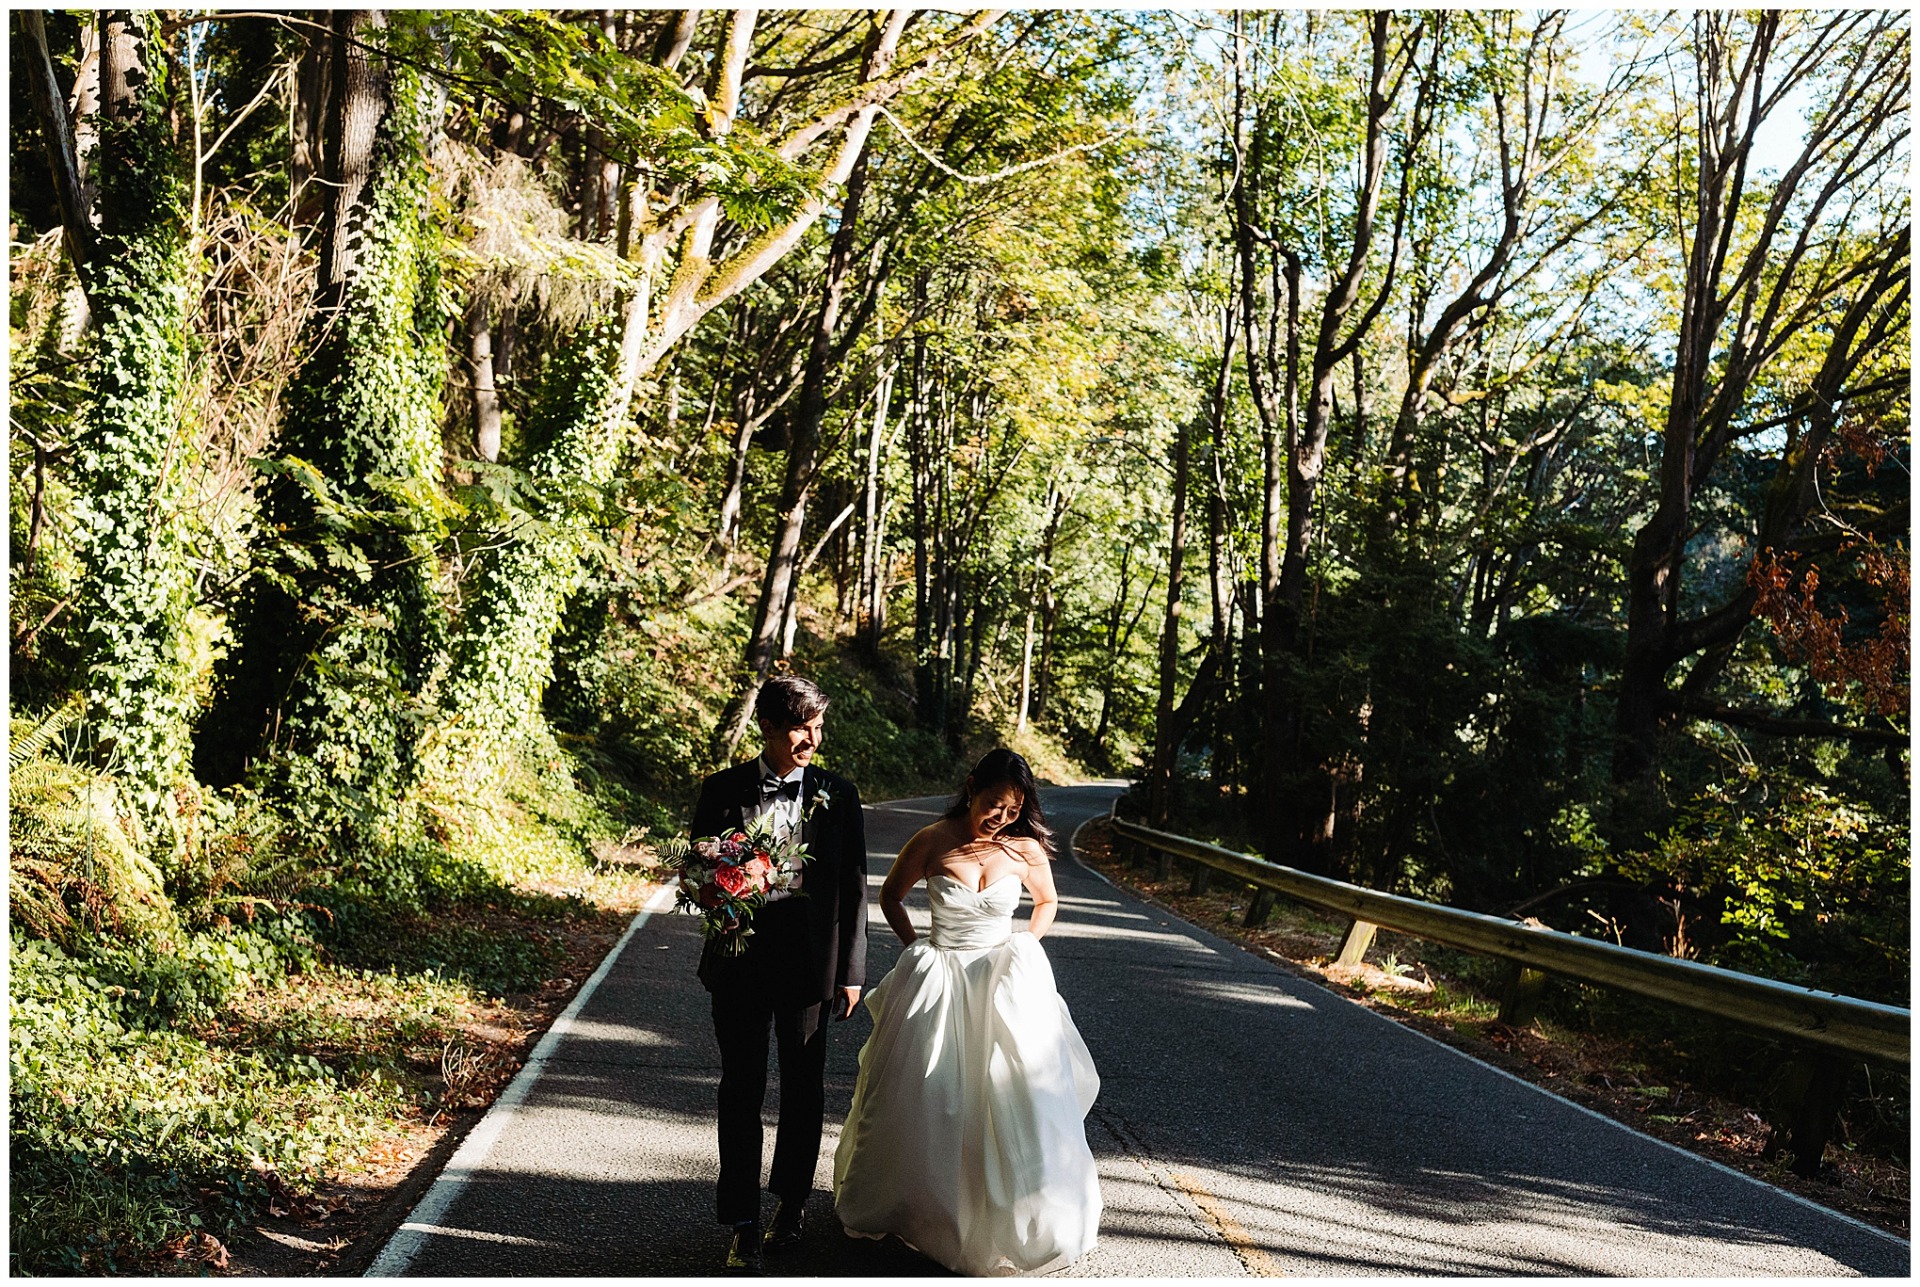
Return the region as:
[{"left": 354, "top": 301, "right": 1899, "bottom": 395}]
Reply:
[{"left": 833, "top": 750, "right": 1102, "bottom": 1275}]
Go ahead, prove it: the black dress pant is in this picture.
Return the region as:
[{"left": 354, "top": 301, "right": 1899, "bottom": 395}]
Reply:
[{"left": 711, "top": 991, "right": 828, "bottom": 1224}]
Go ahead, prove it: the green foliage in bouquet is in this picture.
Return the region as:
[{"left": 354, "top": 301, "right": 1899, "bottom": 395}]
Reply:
[{"left": 664, "top": 821, "right": 811, "bottom": 956}]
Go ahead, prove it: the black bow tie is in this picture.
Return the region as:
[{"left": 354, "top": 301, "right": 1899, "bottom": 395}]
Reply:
[{"left": 761, "top": 775, "right": 802, "bottom": 801}]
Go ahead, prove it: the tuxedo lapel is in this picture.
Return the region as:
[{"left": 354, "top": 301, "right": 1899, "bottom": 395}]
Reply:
[
  {"left": 717, "top": 761, "right": 757, "bottom": 835},
  {"left": 799, "top": 765, "right": 820, "bottom": 856}
]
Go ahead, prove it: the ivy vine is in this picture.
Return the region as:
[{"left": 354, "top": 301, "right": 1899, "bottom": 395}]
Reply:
[
  {"left": 69, "top": 13, "right": 196, "bottom": 828},
  {"left": 436, "top": 321, "right": 627, "bottom": 763},
  {"left": 203, "top": 65, "right": 449, "bottom": 833}
]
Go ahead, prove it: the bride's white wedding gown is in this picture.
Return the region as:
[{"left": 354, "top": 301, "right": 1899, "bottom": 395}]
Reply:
[{"left": 833, "top": 873, "right": 1102, "bottom": 1276}]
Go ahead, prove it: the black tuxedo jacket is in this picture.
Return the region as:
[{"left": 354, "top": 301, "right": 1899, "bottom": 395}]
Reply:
[{"left": 690, "top": 759, "right": 868, "bottom": 1009}]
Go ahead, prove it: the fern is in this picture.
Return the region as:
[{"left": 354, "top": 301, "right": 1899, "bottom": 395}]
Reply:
[
  {"left": 9, "top": 694, "right": 83, "bottom": 771},
  {"left": 9, "top": 699, "right": 174, "bottom": 943}
]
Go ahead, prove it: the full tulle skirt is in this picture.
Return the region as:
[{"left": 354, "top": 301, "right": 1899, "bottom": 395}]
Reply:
[{"left": 833, "top": 930, "right": 1102, "bottom": 1276}]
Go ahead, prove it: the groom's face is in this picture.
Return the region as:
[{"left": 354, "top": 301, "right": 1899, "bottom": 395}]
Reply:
[{"left": 761, "top": 712, "right": 825, "bottom": 775}]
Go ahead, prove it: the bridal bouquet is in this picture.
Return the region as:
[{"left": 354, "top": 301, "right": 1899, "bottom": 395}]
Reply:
[{"left": 663, "top": 824, "right": 811, "bottom": 955}]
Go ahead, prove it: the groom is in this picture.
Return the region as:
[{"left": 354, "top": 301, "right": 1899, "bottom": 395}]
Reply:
[{"left": 691, "top": 674, "right": 868, "bottom": 1273}]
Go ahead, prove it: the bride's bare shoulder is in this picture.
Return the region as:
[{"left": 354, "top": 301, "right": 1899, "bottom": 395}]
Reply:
[
  {"left": 904, "top": 818, "right": 964, "bottom": 859},
  {"left": 1012, "top": 836, "right": 1052, "bottom": 864}
]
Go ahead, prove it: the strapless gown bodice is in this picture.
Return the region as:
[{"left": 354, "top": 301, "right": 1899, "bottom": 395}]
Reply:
[
  {"left": 833, "top": 871, "right": 1102, "bottom": 1275},
  {"left": 924, "top": 872, "right": 1024, "bottom": 950}
]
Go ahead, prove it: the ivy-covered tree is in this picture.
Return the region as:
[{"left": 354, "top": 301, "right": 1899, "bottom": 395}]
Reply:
[
  {"left": 199, "top": 11, "right": 449, "bottom": 832},
  {"left": 20, "top": 11, "right": 196, "bottom": 828}
]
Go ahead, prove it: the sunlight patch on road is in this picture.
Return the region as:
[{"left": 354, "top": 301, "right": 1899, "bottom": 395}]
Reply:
[
  {"left": 397, "top": 1223, "right": 564, "bottom": 1249},
  {"left": 550, "top": 1017, "right": 675, "bottom": 1047},
  {"left": 1043, "top": 920, "right": 1225, "bottom": 953},
  {"left": 1171, "top": 977, "right": 1317, "bottom": 1012}
]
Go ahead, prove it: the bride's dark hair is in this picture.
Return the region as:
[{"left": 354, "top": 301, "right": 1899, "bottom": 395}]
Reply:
[{"left": 944, "top": 749, "right": 1055, "bottom": 855}]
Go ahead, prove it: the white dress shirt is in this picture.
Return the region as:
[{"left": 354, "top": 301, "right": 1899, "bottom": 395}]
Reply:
[{"left": 743, "top": 755, "right": 805, "bottom": 844}]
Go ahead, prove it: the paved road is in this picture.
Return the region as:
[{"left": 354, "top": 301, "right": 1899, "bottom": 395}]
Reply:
[{"left": 371, "top": 784, "right": 1908, "bottom": 1277}]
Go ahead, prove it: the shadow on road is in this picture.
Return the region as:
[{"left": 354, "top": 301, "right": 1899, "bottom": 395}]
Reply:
[{"left": 384, "top": 785, "right": 1907, "bottom": 1278}]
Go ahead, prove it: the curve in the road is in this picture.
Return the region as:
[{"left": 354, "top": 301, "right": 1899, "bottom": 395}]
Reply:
[{"left": 368, "top": 784, "right": 1908, "bottom": 1278}]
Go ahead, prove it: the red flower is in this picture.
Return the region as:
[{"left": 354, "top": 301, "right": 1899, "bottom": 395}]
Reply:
[
  {"left": 696, "top": 881, "right": 723, "bottom": 909},
  {"left": 714, "top": 863, "right": 753, "bottom": 898}
]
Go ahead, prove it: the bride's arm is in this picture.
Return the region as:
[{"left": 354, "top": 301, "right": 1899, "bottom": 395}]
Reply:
[
  {"left": 879, "top": 831, "right": 931, "bottom": 946},
  {"left": 1021, "top": 844, "right": 1061, "bottom": 940}
]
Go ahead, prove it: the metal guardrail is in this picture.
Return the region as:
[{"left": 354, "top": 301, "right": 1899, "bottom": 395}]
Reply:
[{"left": 1108, "top": 816, "right": 1910, "bottom": 1068}]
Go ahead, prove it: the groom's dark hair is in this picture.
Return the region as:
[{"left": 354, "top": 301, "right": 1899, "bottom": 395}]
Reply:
[{"left": 755, "top": 674, "right": 830, "bottom": 729}]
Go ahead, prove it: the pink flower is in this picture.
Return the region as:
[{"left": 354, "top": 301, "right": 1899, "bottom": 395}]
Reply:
[
  {"left": 744, "top": 856, "right": 772, "bottom": 890},
  {"left": 714, "top": 863, "right": 752, "bottom": 899}
]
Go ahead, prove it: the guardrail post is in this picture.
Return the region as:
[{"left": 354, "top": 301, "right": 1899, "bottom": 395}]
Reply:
[
  {"left": 1154, "top": 847, "right": 1173, "bottom": 882},
  {"left": 1334, "top": 919, "right": 1377, "bottom": 968},
  {"left": 1498, "top": 961, "right": 1548, "bottom": 1026},
  {"left": 1765, "top": 1053, "right": 1851, "bottom": 1179},
  {"left": 1188, "top": 862, "right": 1211, "bottom": 895},
  {"left": 1243, "top": 888, "right": 1276, "bottom": 928}
]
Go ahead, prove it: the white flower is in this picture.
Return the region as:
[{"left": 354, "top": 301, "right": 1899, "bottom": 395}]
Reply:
[{"left": 804, "top": 786, "right": 833, "bottom": 821}]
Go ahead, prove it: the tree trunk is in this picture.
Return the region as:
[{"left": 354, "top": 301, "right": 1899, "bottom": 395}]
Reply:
[
  {"left": 856, "top": 342, "right": 895, "bottom": 657},
  {"left": 289, "top": 11, "right": 331, "bottom": 218},
  {"left": 44, "top": 10, "right": 196, "bottom": 823},
  {"left": 465, "top": 301, "right": 502, "bottom": 461},
  {"left": 202, "top": 11, "right": 449, "bottom": 808},
  {"left": 1146, "top": 404, "right": 1197, "bottom": 827},
  {"left": 718, "top": 136, "right": 878, "bottom": 758}
]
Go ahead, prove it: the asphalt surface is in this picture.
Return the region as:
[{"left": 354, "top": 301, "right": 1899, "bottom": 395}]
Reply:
[{"left": 371, "top": 784, "right": 1909, "bottom": 1277}]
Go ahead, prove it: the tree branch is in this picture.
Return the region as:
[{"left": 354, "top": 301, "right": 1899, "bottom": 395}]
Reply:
[
  {"left": 1670, "top": 695, "right": 1908, "bottom": 747},
  {"left": 18, "top": 11, "right": 97, "bottom": 278}
]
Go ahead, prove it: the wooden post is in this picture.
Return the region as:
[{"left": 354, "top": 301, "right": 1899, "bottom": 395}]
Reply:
[
  {"left": 1154, "top": 847, "right": 1173, "bottom": 882},
  {"left": 1334, "top": 919, "right": 1377, "bottom": 968},
  {"left": 1764, "top": 1053, "right": 1852, "bottom": 1179},
  {"left": 1243, "top": 888, "right": 1276, "bottom": 928},
  {"left": 1189, "top": 862, "right": 1211, "bottom": 895},
  {"left": 1498, "top": 960, "right": 1548, "bottom": 1026}
]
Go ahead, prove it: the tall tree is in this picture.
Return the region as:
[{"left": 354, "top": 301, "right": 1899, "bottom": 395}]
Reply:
[
  {"left": 1611, "top": 11, "right": 1910, "bottom": 829},
  {"left": 21, "top": 11, "right": 197, "bottom": 826},
  {"left": 439, "top": 7, "right": 1004, "bottom": 765}
]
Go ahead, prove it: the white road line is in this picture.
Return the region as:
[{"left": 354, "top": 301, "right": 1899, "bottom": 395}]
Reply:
[
  {"left": 1067, "top": 810, "right": 1117, "bottom": 887},
  {"left": 365, "top": 883, "right": 679, "bottom": 1277}
]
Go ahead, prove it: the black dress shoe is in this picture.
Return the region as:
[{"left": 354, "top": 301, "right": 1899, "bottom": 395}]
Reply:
[
  {"left": 725, "top": 1222, "right": 764, "bottom": 1274},
  {"left": 765, "top": 1199, "right": 805, "bottom": 1252}
]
